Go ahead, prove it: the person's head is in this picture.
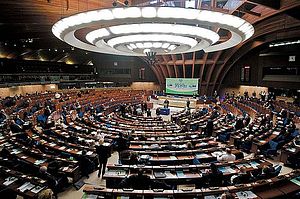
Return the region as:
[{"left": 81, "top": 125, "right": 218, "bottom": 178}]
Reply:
[
  {"left": 39, "top": 166, "right": 47, "bottom": 174},
  {"left": 248, "top": 134, "right": 254, "bottom": 140},
  {"left": 226, "top": 148, "right": 232, "bottom": 154},
  {"left": 240, "top": 166, "right": 247, "bottom": 173},
  {"left": 38, "top": 189, "right": 54, "bottom": 199},
  {"left": 98, "top": 139, "right": 104, "bottom": 145},
  {"left": 82, "top": 150, "right": 87, "bottom": 156},
  {"left": 221, "top": 191, "right": 234, "bottom": 199},
  {"left": 187, "top": 142, "right": 193, "bottom": 149},
  {"left": 210, "top": 163, "right": 218, "bottom": 173},
  {"left": 262, "top": 165, "right": 272, "bottom": 174},
  {"left": 130, "top": 152, "right": 138, "bottom": 159}
]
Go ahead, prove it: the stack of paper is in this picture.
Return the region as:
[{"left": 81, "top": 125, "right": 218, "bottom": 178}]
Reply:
[
  {"left": 31, "top": 186, "right": 45, "bottom": 194},
  {"left": 3, "top": 177, "right": 18, "bottom": 186},
  {"left": 196, "top": 153, "right": 211, "bottom": 158},
  {"left": 170, "top": 156, "right": 177, "bottom": 160},
  {"left": 34, "top": 159, "right": 46, "bottom": 165},
  {"left": 17, "top": 182, "right": 35, "bottom": 192},
  {"left": 236, "top": 191, "right": 258, "bottom": 199}
]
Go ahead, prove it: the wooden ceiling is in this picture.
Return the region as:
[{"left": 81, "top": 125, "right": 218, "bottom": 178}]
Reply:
[{"left": 0, "top": 0, "right": 299, "bottom": 93}]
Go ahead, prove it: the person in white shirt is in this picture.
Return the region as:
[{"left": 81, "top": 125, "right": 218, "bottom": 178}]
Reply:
[{"left": 217, "top": 148, "right": 236, "bottom": 162}]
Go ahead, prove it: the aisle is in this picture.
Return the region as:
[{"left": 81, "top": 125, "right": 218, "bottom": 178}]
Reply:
[{"left": 58, "top": 152, "right": 119, "bottom": 199}]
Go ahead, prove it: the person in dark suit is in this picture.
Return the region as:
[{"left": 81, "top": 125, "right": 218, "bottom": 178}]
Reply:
[
  {"left": 257, "top": 165, "right": 276, "bottom": 179},
  {"left": 186, "top": 98, "right": 190, "bottom": 108},
  {"left": 9, "top": 120, "right": 23, "bottom": 133},
  {"left": 78, "top": 150, "right": 95, "bottom": 178},
  {"left": 146, "top": 109, "right": 151, "bottom": 117},
  {"left": 163, "top": 141, "right": 177, "bottom": 150},
  {"left": 139, "top": 133, "right": 147, "bottom": 141},
  {"left": 205, "top": 119, "right": 214, "bottom": 137},
  {"left": 0, "top": 109, "right": 8, "bottom": 123},
  {"left": 118, "top": 169, "right": 151, "bottom": 189},
  {"left": 115, "top": 132, "right": 128, "bottom": 160},
  {"left": 205, "top": 163, "right": 223, "bottom": 187},
  {"left": 95, "top": 139, "right": 111, "bottom": 178},
  {"left": 39, "top": 166, "right": 64, "bottom": 196},
  {"left": 164, "top": 99, "right": 169, "bottom": 108},
  {"left": 231, "top": 166, "right": 252, "bottom": 184}
]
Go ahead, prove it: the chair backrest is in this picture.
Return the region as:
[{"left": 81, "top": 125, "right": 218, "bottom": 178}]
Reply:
[
  {"left": 291, "top": 130, "right": 299, "bottom": 137},
  {"left": 269, "top": 140, "right": 278, "bottom": 150},
  {"left": 193, "top": 157, "right": 201, "bottom": 165}
]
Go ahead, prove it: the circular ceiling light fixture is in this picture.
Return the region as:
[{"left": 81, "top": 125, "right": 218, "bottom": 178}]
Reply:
[{"left": 52, "top": 6, "right": 254, "bottom": 56}]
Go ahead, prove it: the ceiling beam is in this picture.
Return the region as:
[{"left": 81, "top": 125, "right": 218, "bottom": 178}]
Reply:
[
  {"left": 247, "top": 0, "right": 280, "bottom": 10},
  {"left": 237, "top": 7, "right": 261, "bottom": 17}
]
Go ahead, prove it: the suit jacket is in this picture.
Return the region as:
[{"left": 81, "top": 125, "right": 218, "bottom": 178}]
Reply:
[{"left": 96, "top": 145, "right": 111, "bottom": 162}]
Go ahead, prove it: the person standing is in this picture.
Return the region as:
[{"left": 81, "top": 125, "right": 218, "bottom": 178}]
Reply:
[
  {"left": 95, "top": 139, "right": 111, "bottom": 178},
  {"left": 186, "top": 98, "right": 190, "bottom": 108},
  {"left": 164, "top": 99, "right": 169, "bottom": 108},
  {"left": 146, "top": 109, "right": 151, "bottom": 117},
  {"left": 115, "top": 132, "right": 128, "bottom": 161}
]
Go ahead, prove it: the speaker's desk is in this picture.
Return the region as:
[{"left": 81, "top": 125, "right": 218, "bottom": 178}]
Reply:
[{"left": 158, "top": 96, "right": 197, "bottom": 108}]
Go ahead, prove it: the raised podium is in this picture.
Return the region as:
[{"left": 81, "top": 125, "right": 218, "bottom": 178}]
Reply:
[
  {"left": 160, "top": 108, "right": 170, "bottom": 115},
  {"left": 158, "top": 96, "right": 197, "bottom": 108}
]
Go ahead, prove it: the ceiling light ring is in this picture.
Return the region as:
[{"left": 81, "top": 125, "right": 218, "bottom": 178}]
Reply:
[
  {"left": 53, "top": 7, "right": 254, "bottom": 56},
  {"left": 86, "top": 23, "right": 220, "bottom": 45}
]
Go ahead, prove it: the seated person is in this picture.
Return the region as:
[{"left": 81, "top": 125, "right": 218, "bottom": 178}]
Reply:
[
  {"left": 0, "top": 109, "right": 8, "bottom": 123},
  {"left": 118, "top": 169, "right": 151, "bottom": 189},
  {"left": 78, "top": 150, "right": 95, "bottom": 178},
  {"left": 128, "top": 152, "right": 140, "bottom": 165},
  {"left": 231, "top": 166, "right": 252, "bottom": 184},
  {"left": 163, "top": 141, "right": 177, "bottom": 150},
  {"left": 39, "top": 166, "right": 66, "bottom": 195},
  {"left": 204, "top": 163, "right": 223, "bottom": 187},
  {"left": 9, "top": 119, "right": 23, "bottom": 133},
  {"left": 217, "top": 148, "right": 236, "bottom": 162},
  {"left": 257, "top": 165, "right": 276, "bottom": 179},
  {"left": 287, "top": 150, "right": 300, "bottom": 168},
  {"left": 205, "top": 119, "right": 214, "bottom": 137},
  {"left": 241, "top": 135, "right": 254, "bottom": 152},
  {"left": 15, "top": 115, "right": 25, "bottom": 125},
  {"left": 139, "top": 133, "right": 147, "bottom": 141}
]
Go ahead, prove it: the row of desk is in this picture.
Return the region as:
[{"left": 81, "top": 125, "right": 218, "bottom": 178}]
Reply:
[{"left": 83, "top": 170, "right": 300, "bottom": 199}]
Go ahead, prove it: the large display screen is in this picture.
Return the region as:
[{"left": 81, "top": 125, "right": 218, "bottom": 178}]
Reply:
[{"left": 166, "top": 78, "right": 199, "bottom": 95}]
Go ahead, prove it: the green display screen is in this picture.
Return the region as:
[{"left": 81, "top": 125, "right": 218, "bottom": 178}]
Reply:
[{"left": 166, "top": 78, "right": 199, "bottom": 95}]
